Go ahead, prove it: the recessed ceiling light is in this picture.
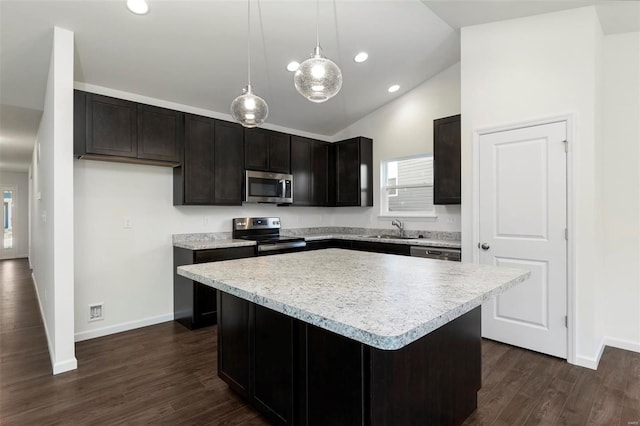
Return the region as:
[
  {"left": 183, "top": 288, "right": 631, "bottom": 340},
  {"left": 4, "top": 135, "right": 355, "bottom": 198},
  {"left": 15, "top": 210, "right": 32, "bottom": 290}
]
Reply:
[
  {"left": 388, "top": 84, "right": 400, "bottom": 93},
  {"left": 286, "top": 61, "right": 300, "bottom": 72},
  {"left": 354, "top": 52, "right": 368, "bottom": 63},
  {"left": 126, "top": 0, "right": 149, "bottom": 15}
]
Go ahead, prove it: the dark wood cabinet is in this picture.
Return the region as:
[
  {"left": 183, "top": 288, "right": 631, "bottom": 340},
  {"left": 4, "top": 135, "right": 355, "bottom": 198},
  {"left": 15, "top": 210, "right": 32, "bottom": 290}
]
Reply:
[
  {"left": 173, "top": 245, "right": 255, "bottom": 330},
  {"left": 350, "top": 240, "right": 411, "bottom": 256},
  {"left": 217, "top": 292, "right": 295, "bottom": 425},
  {"left": 433, "top": 114, "right": 461, "bottom": 204},
  {"left": 291, "top": 136, "right": 312, "bottom": 206},
  {"left": 214, "top": 120, "right": 244, "bottom": 205},
  {"left": 291, "top": 136, "right": 334, "bottom": 206},
  {"left": 245, "top": 128, "right": 291, "bottom": 173},
  {"left": 74, "top": 90, "right": 182, "bottom": 166},
  {"left": 137, "top": 104, "right": 183, "bottom": 162},
  {"left": 217, "top": 291, "right": 252, "bottom": 397},
  {"left": 82, "top": 92, "right": 137, "bottom": 158},
  {"left": 253, "top": 305, "right": 294, "bottom": 424},
  {"left": 335, "top": 137, "right": 373, "bottom": 207},
  {"left": 217, "top": 290, "right": 481, "bottom": 426},
  {"left": 174, "top": 115, "right": 244, "bottom": 205}
]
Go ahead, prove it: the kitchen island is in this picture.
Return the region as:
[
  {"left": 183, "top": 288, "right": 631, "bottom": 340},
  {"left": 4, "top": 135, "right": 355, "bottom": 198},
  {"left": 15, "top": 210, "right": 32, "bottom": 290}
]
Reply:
[{"left": 177, "top": 249, "right": 529, "bottom": 425}]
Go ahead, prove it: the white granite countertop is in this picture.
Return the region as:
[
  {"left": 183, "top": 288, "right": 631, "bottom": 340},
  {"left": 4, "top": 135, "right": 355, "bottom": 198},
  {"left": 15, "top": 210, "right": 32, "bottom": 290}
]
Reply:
[
  {"left": 173, "top": 234, "right": 460, "bottom": 250},
  {"left": 178, "top": 249, "right": 528, "bottom": 350},
  {"left": 287, "top": 234, "right": 461, "bottom": 249},
  {"left": 174, "top": 239, "right": 256, "bottom": 250}
]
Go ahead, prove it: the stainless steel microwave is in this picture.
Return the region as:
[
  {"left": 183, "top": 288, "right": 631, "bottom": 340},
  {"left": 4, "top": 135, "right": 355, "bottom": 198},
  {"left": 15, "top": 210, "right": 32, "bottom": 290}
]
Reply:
[{"left": 245, "top": 170, "right": 293, "bottom": 204}]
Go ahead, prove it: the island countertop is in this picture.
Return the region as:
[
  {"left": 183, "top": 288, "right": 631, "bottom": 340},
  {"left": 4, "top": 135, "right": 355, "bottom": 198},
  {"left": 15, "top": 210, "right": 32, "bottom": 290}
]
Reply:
[{"left": 177, "top": 249, "right": 529, "bottom": 350}]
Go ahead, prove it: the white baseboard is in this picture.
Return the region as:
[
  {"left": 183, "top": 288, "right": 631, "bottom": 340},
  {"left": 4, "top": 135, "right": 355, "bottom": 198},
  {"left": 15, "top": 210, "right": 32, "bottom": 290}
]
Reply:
[
  {"left": 32, "top": 273, "right": 57, "bottom": 373},
  {"left": 74, "top": 313, "right": 174, "bottom": 342},
  {"left": 573, "top": 335, "right": 640, "bottom": 370},
  {"left": 53, "top": 358, "right": 78, "bottom": 375},
  {"left": 603, "top": 336, "right": 640, "bottom": 354}
]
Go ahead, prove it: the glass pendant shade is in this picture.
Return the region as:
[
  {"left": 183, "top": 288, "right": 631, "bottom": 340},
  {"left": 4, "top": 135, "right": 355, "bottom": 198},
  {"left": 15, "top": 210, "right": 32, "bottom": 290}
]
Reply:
[
  {"left": 294, "top": 46, "right": 343, "bottom": 103},
  {"left": 230, "top": 84, "right": 269, "bottom": 128}
]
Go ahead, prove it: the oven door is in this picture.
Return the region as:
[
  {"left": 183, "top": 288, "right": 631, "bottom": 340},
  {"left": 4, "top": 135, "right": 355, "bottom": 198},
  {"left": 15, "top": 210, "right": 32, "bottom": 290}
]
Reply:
[{"left": 245, "top": 170, "right": 293, "bottom": 203}]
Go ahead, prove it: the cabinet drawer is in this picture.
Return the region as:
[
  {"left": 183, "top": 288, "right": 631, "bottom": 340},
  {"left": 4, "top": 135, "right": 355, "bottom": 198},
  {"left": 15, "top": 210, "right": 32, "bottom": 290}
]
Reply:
[{"left": 194, "top": 246, "right": 256, "bottom": 263}]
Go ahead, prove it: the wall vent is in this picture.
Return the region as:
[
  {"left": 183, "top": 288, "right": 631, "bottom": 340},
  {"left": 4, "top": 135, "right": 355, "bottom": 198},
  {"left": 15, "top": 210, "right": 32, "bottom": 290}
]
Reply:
[{"left": 89, "top": 303, "right": 104, "bottom": 322}]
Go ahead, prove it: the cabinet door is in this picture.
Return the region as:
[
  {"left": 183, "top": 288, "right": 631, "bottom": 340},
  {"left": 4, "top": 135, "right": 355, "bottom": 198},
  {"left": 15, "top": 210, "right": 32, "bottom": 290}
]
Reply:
[
  {"left": 311, "top": 141, "right": 331, "bottom": 206},
  {"left": 183, "top": 114, "right": 214, "bottom": 204},
  {"left": 253, "top": 305, "right": 294, "bottom": 424},
  {"left": 433, "top": 115, "right": 461, "bottom": 204},
  {"left": 244, "top": 128, "right": 270, "bottom": 171},
  {"left": 137, "top": 104, "right": 183, "bottom": 162},
  {"left": 291, "top": 136, "right": 312, "bottom": 206},
  {"left": 245, "top": 128, "right": 290, "bottom": 173},
  {"left": 86, "top": 93, "right": 137, "bottom": 157},
  {"left": 213, "top": 120, "right": 244, "bottom": 205},
  {"left": 335, "top": 139, "right": 360, "bottom": 206},
  {"left": 269, "top": 132, "right": 291, "bottom": 174},
  {"left": 217, "top": 291, "right": 251, "bottom": 398},
  {"left": 193, "top": 282, "right": 217, "bottom": 328}
]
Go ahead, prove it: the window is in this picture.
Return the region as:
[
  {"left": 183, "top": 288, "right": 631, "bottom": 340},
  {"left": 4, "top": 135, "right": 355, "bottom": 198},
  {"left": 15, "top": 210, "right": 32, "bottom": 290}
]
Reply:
[{"left": 380, "top": 155, "right": 434, "bottom": 217}]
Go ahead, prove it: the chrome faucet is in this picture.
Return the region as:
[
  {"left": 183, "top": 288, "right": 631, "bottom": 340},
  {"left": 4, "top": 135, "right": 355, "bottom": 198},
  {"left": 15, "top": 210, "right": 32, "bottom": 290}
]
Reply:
[{"left": 391, "top": 219, "right": 404, "bottom": 237}]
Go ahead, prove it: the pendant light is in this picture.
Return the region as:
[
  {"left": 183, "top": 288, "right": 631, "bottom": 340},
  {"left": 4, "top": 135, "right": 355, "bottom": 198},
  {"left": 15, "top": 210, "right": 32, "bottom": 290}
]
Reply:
[
  {"left": 294, "top": 0, "right": 342, "bottom": 103},
  {"left": 231, "top": 0, "right": 268, "bottom": 128}
]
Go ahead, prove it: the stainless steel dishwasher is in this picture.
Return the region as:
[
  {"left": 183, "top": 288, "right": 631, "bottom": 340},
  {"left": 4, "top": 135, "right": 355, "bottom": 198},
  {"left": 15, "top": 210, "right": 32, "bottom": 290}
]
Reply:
[{"left": 410, "top": 246, "right": 461, "bottom": 261}]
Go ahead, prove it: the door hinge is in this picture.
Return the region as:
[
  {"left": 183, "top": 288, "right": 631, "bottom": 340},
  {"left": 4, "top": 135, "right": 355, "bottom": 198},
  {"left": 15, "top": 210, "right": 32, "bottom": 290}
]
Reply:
[
  {"left": 564, "top": 316, "right": 568, "bottom": 328},
  {"left": 564, "top": 228, "right": 568, "bottom": 240},
  {"left": 563, "top": 140, "right": 568, "bottom": 153}
]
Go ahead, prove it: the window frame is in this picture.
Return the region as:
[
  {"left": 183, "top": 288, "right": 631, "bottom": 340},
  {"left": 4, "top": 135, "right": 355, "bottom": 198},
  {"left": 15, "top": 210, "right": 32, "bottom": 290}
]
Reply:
[{"left": 379, "top": 154, "right": 437, "bottom": 219}]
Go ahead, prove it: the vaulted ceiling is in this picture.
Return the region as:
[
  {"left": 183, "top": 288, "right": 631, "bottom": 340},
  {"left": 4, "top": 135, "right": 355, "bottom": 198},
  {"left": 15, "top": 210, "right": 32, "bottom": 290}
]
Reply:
[{"left": 1, "top": 0, "right": 637, "bottom": 171}]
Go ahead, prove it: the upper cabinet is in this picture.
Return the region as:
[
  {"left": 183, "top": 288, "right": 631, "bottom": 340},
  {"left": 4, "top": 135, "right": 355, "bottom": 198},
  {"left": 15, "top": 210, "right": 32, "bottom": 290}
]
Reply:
[
  {"left": 74, "top": 90, "right": 183, "bottom": 166},
  {"left": 244, "top": 128, "right": 291, "bottom": 174},
  {"left": 433, "top": 114, "right": 461, "bottom": 205},
  {"left": 137, "top": 104, "right": 184, "bottom": 163},
  {"left": 335, "top": 137, "right": 373, "bottom": 207},
  {"left": 290, "top": 136, "right": 334, "bottom": 206},
  {"left": 174, "top": 115, "right": 244, "bottom": 206}
]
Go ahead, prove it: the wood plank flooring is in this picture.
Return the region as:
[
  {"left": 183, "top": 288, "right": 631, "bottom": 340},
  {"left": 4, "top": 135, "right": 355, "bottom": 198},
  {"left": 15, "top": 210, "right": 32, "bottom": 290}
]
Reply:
[{"left": 1, "top": 258, "right": 639, "bottom": 425}]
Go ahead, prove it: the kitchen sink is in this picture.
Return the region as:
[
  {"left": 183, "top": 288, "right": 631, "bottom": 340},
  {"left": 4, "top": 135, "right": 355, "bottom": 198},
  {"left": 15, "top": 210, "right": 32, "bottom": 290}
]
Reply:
[{"left": 359, "top": 234, "right": 418, "bottom": 240}]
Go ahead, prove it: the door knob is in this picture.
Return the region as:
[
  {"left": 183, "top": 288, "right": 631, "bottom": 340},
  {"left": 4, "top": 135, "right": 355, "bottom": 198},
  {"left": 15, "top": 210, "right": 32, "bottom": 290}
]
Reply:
[{"left": 481, "top": 243, "right": 490, "bottom": 250}]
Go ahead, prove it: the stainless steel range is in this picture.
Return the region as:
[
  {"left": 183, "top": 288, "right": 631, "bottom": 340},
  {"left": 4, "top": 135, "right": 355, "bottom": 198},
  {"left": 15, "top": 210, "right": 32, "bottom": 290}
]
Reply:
[{"left": 232, "top": 217, "right": 306, "bottom": 254}]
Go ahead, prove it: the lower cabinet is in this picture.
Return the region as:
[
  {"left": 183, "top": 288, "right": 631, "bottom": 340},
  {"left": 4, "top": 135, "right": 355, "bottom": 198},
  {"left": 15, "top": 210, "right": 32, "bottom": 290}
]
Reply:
[
  {"left": 217, "top": 292, "right": 295, "bottom": 424},
  {"left": 173, "top": 246, "right": 255, "bottom": 329},
  {"left": 217, "top": 291, "right": 481, "bottom": 426}
]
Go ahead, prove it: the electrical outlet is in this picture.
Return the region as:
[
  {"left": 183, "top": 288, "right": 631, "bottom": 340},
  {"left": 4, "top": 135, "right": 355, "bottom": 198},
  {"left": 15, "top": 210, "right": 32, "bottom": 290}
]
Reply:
[
  {"left": 203, "top": 216, "right": 209, "bottom": 226},
  {"left": 89, "top": 303, "right": 104, "bottom": 322}
]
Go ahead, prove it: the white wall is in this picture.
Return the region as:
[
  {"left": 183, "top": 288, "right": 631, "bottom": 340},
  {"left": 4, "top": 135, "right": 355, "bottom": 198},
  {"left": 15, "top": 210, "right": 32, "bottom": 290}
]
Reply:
[
  {"left": 460, "top": 7, "right": 604, "bottom": 367},
  {"left": 0, "top": 171, "right": 29, "bottom": 259},
  {"left": 73, "top": 160, "right": 338, "bottom": 340},
  {"left": 73, "top": 63, "right": 462, "bottom": 340},
  {"left": 601, "top": 32, "right": 640, "bottom": 352},
  {"left": 31, "top": 27, "right": 77, "bottom": 374},
  {"left": 332, "top": 62, "right": 462, "bottom": 232}
]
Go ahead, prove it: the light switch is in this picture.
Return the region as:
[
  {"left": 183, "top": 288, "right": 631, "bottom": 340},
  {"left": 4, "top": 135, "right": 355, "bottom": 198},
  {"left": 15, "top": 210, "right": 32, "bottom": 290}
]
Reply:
[{"left": 124, "top": 216, "right": 133, "bottom": 229}]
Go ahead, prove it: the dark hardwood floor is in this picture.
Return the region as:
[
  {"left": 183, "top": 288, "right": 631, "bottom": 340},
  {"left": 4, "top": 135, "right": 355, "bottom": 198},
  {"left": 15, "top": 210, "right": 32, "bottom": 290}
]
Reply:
[{"left": 1, "top": 257, "right": 639, "bottom": 425}]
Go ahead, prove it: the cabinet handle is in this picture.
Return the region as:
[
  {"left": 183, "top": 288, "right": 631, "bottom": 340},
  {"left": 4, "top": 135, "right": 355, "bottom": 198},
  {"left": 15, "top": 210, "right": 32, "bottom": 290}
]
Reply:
[{"left": 480, "top": 243, "right": 490, "bottom": 250}]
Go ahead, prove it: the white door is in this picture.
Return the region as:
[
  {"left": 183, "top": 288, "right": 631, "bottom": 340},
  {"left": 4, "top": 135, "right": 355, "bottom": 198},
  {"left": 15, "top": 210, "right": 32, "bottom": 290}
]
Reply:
[{"left": 479, "top": 121, "right": 568, "bottom": 358}]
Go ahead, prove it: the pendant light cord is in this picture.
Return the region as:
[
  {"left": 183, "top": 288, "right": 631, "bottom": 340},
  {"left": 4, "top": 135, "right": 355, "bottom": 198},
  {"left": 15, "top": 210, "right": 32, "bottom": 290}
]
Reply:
[
  {"left": 315, "top": 0, "right": 319, "bottom": 47},
  {"left": 247, "top": 0, "right": 251, "bottom": 86}
]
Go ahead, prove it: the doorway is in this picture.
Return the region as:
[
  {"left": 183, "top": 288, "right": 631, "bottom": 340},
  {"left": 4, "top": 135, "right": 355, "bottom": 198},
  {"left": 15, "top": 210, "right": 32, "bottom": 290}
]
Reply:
[{"left": 1, "top": 186, "right": 17, "bottom": 259}]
